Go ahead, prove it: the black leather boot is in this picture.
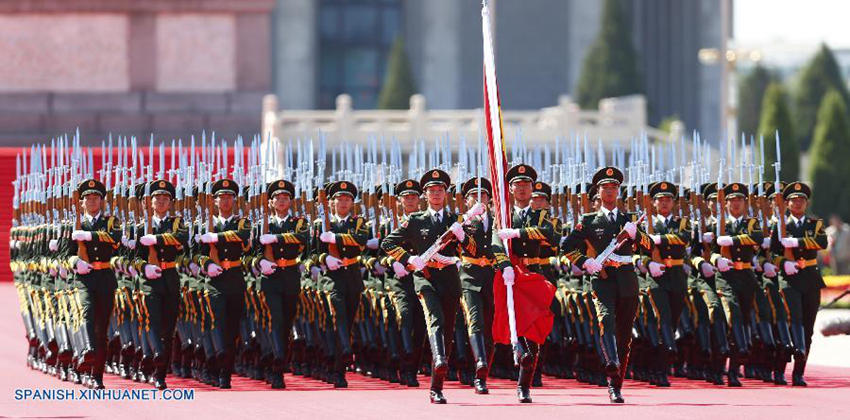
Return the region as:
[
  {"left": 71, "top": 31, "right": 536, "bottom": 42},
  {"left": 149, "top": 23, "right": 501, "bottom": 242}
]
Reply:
[
  {"left": 599, "top": 333, "right": 620, "bottom": 376},
  {"left": 428, "top": 332, "right": 448, "bottom": 404},
  {"left": 469, "top": 333, "right": 489, "bottom": 394}
]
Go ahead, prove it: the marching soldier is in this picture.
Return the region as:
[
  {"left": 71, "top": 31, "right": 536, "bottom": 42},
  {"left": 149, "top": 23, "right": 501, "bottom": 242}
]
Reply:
[
  {"left": 197, "top": 178, "right": 251, "bottom": 389},
  {"left": 381, "top": 169, "right": 465, "bottom": 404},
  {"left": 769, "top": 182, "right": 826, "bottom": 386},
  {"left": 66, "top": 179, "right": 122, "bottom": 389},
  {"left": 704, "top": 182, "right": 764, "bottom": 387},
  {"left": 456, "top": 177, "right": 494, "bottom": 394},
  {"left": 492, "top": 164, "right": 557, "bottom": 403},
  {"left": 255, "top": 179, "right": 310, "bottom": 388},
  {"left": 562, "top": 167, "right": 654, "bottom": 403},
  {"left": 135, "top": 179, "right": 188, "bottom": 390},
  {"left": 638, "top": 181, "right": 691, "bottom": 387},
  {"left": 314, "top": 180, "right": 369, "bottom": 388}
]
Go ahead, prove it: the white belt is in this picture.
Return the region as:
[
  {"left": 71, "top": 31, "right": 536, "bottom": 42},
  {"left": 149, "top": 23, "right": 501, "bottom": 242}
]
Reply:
[{"left": 608, "top": 254, "right": 632, "bottom": 264}]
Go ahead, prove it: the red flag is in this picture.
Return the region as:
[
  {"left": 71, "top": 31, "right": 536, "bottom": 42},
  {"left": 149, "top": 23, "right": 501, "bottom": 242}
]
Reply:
[
  {"left": 492, "top": 259, "right": 557, "bottom": 345},
  {"left": 482, "top": 1, "right": 555, "bottom": 345}
]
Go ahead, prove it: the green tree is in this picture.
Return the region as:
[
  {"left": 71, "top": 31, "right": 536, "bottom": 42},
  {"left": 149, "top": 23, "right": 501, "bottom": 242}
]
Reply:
[
  {"left": 793, "top": 44, "right": 850, "bottom": 150},
  {"left": 809, "top": 90, "right": 850, "bottom": 219},
  {"left": 758, "top": 83, "right": 799, "bottom": 181},
  {"left": 738, "top": 65, "right": 775, "bottom": 136},
  {"left": 576, "top": 0, "right": 643, "bottom": 109},
  {"left": 376, "top": 37, "right": 417, "bottom": 110}
]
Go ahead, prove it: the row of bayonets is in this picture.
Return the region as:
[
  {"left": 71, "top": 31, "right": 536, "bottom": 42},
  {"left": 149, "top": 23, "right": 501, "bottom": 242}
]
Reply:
[{"left": 12, "top": 129, "right": 784, "bottom": 243}]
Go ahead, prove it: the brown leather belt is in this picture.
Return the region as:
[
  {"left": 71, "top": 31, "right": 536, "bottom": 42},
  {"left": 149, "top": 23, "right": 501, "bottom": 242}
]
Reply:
[
  {"left": 220, "top": 260, "right": 242, "bottom": 270},
  {"left": 426, "top": 260, "right": 452, "bottom": 270},
  {"left": 276, "top": 258, "right": 301, "bottom": 268},
  {"left": 521, "top": 257, "right": 551, "bottom": 266},
  {"left": 796, "top": 259, "right": 817, "bottom": 268},
  {"left": 462, "top": 256, "right": 491, "bottom": 267},
  {"left": 90, "top": 261, "right": 111, "bottom": 270},
  {"left": 159, "top": 261, "right": 178, "bottom": 270},
  {"left": 603, "top": 261, "right": 632, "bottom": 268}
]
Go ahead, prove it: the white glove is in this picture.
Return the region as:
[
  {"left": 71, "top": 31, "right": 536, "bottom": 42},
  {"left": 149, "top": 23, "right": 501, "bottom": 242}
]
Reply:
[
  {"left": 325, "top": 255, "right": 342, "bottom": 271},
  {"left": 144, "top": 264, "right": 162, "bottom": 280},
  {"left": 432, "top": 253, "right": 458, "bottom": 266},
  {"left": 75, "top": 259, "right": 92, "bottom": 275},
  {"left": 8, "top": 240, "right": 14, "bottom": 249},
  {"left": 502, "top": 266, "right": 515, "bottom": 286},
  {"left": 392, "top": 261, "right": 409, "bottom": 277},
  {"left": 260, "top": 234, "right": 278, "bottom": 245},
  {"left": 636, "top": 259, "right": 648, "bottom": 274},
  {"left": 207, "top": 263, "right": 223, "bottom": 277},
  {"left": 14, "top": 240, "right": 22, "bottom": 249},
  {"left": 58, "top": 265, "right": 68, "bottom": 279},
  {"left": 700, "top": 262, "right": 716, "bottom": 278},
  {"left": 251, "top": 264, "right": 261, "bottom": 278},
  {"left": 140, "top": 234, "right": 157, "bottom": 246},
  {"left": 702, "top": 232, "right": 715, "bottom": 244},
  {"left": 49, "top": 239, "right": 59, "bottom": 252},
  {"left": 259, "top": 259, "right": 276, "bottom": 275},
  {"left": 683, "top": 263, "right": 693, "bottom": 276},
  {"left": 72, "top": 230, "right": 92, "bottom": 242},
  {"left": 780, "top": 237, "right": 799, "bottom": 248},
  {"left": 449, "top": 222, "right": 465, "bottom": 242},
  {"left": 571, "top": 264, "right": 584, "bottom": 276},
  {"left": 373, "top": 263, "right": 387, "bottom": 276},
  {"left": 763, "top": 262, "right": 778, "bottom": 278},
  {"left": 624, "top": 222, "right": 637, "bottom": 239},
  {"left": 583, "top": 258, "right": 602, "bottom": 275},
  {"left": 468, "top": 202, "right": 486, "bottom": 217},
  {"left": 716, "top": 258, "right": 732, "bottom": 272},
  {"left": 650, "top": 234, "right": 661, "bottom": 245},
  {"left": 783, "top": 261, "right": 799, "bottom": 276},
  {"left": 189, "top": 262, "right": 201, "bottom": 277},
  {"left": 193, "top": 233, "right": 202, "bottom": 244},
  {"left": 762, "top": 237, "right": 771, "bottom": 249},
  {"left": 498, "top": 228, "right": 520, "bottom": 241},
  {"left": 408, "top": 255, "right": 426, "bottom": 271},
  {"left": 366, "top": 238, "right": 379, "bottom": 250},
  {"left": 128, "top": 265, "right": 138, "bottom": 278},
  {"left": 753, "top": 256, "right": 762, "bottom": 272},
  {"left": 299, "top": 263, "right": 306, "bottom": 274},
  {"left": 127, "top": 239, "right": 136, "bottom": 250},
  {"left": 717, "top": 236, "right": 734, "bottom": 247},
  {"left": 200, "top": 232, "right": 218, "bottom": 243},
  {"left": 310, "top": 265, "right": 321, "bottom": 280},
  {"left": 319, "top": 232, "right": 336, "bottom": 244},
  {"left": 648, "top": 261, "right": 666, "bottom": 278}
]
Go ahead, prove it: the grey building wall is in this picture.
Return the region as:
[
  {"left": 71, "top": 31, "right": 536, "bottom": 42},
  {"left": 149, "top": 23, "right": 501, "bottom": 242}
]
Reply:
[{"left": 273, "top": 0, "right": 317, "bottom": 109}]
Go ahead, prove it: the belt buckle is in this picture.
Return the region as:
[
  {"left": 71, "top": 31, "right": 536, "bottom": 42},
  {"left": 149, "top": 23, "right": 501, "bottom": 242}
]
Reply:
[
  {"left": 664, "top": 258, "right": 673, "bottom": 268},
  {"left": 797, "top": 259, "right": 806, "bottom": 269}
]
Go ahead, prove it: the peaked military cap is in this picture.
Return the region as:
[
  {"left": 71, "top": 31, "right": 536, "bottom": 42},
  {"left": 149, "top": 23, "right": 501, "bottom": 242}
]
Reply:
[
  {"left": 531, "top": 181, "right": 552, "bottom": 200},
  {"left": 211, "top": 178, "right": 239, "bottom": 196},
  {"left": 650, "top": 181, "right": 678, "bottom": 198},
  {"left": 395, "top": 179, "right": 422, "bottom": 196},
  {"left": 420, "top": 169, "right": 451, "bottom": 189},
  {"left": 724, "top": 182, "right": 748, "bottom": 199},
  {"left": 506, "top": 164, "right": 537, "bottom": 184},
  {"left": 462, "top": 177, "right": 493, "bottom": 198},
  {"left": 783, "top": 181, "right": 811, "bottom": 200},
  {"left": 328, "top": 180, "right": 357, "bottom": 198},
  {"left": 267, "top": 179, "right": 295, "bottom": 198},
  {"left": 150, "top": 179, "right": 175, "bottom": 198},
  {"left": 592, "top": 166, "right": 624, "bottom": 186},
  {"left": 78, "top": 179, "right": 106, "bottom": 198}
]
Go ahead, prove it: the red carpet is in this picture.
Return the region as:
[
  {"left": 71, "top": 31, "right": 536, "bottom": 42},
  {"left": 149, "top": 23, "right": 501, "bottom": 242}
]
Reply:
[{"left": 1, "top": 285, "right": 848, "bottom": 419}]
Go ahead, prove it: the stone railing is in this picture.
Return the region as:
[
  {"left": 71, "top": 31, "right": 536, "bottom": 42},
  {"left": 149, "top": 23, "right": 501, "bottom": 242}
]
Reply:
[{"left": 261, "top": 93, "right": 684, "bottom": 152}]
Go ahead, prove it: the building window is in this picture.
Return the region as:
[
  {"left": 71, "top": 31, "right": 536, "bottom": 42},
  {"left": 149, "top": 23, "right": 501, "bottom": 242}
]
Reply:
[{"left": 318, "top": 0, "right": 403, "bottom": 109}]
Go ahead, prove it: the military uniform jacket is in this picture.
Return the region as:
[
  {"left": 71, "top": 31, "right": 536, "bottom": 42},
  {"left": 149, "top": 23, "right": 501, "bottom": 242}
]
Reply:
[
  {"left": 199, "top": 214, "right": 251, "bottom": 273},
  {"left": 133, "top": 215, "right": 189, "bottom": 278},
  {"left": 769, "top": 215, "right": 827, "bottom": 290},
  {"left": 492, "top": 207, "right": 557, "bottom": 271},
  {"left": 561, "top": 208, "right": 653, "bottom": 271},
  {"left": 312, "top": 214, "right": 369, "bottom": 265},
  {"left": 381, "top": 208, "right": 461, "bottom": 291},
  {"left": 66, "top": 214, "right": 122, "bottom": 276},
  {"left": 458, "top": 212, "right": 496, "bottom": 292},
  {"left": 705, "top": 215, "right": 763, "bottom": 270},
  {"left": 254, "top": 214, "right": 310, "bottom": 295}
]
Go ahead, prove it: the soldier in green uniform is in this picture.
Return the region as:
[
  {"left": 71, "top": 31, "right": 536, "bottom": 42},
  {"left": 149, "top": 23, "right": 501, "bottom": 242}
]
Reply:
[
  {"left": 456, "top": 177, "right": 494, "bottom": 395},
  {"left": 562, "top": 167, "right": 654, "bottom": 403},
  {"left": 255, "top": 179, "right": 310, "bottom": 388},
  {"left": 314, "top": 180, "right": 369, "bottom": 388},
  {"left": 381, "top": 179, "right": 426, "bottom": 387},
  {"left": 67, "top": 179, "right": 122, "bottom": 389},
  {"left": 492, "top": 164, "right": 557, "bottom": 403},
  {"left": 197, "top": 178, "right": 251, "bottom": 389},
  {"left": 769, "top": 182, "right": 827, "bottom": 386},
  {"left": 690, "top": 183, "right": 731, "bottom": 385},
  {"left": 637, "top": 181, "right": 691, "bottom": 387},
  {"left": 381, "top": 169, "right": 465, "bottom": 404},
  {"left": 135, "top": 179, "right": 189, "bottom": 390},
  {"left": 704, "top": 182, "right": 764, "bottom": 387}
]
